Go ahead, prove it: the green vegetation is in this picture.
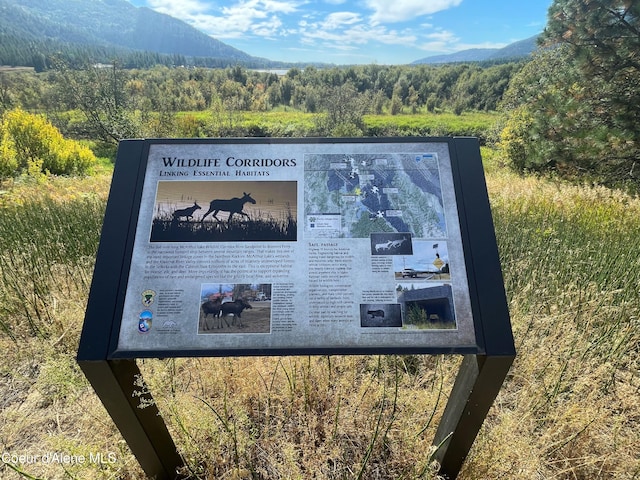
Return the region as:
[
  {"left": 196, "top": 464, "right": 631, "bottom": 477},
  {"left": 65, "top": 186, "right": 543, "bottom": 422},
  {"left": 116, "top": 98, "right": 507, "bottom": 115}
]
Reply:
[
  {"left": 1, "top": 157, "right": 639, "bottom": 479},
  {"left": 1, "top": 61, "right": 522, "bottom": 144},
  {"left": 364, "top": 111, "right": 497, "bottom": 140},
  {"left": 161, "top": 110, "right": 498, "bottom": 141},
  {"left": 0, "top": 177, "right": 106, "bottom": 339},
  {"left": 0, "top": 1, "right": 639, "bottom": 477}
]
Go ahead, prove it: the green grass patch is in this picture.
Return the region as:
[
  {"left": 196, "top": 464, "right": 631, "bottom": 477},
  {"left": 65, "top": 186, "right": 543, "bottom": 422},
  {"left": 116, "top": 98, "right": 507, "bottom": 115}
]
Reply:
[
  {"left": 0, "top": 175, "right": 109, "bottom": 339},
  {"left": 364, "top": 111, "right": 498, "bottom": 138},
  {"left": 175, "top": 110, "right": 498, "bottom": 139}
]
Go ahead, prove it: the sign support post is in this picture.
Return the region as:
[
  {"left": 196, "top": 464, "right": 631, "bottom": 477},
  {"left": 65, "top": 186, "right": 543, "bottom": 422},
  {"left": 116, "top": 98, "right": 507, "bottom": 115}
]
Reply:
[
  {"left": 432, "top": 136, "right": 516, "bottom": 478},
  {"left": 77, "top": 139, "right": 183, "bottom": 479},
  {"left": 79, "top": 359, "right": 183, "bottom": 480},
  {"left": 433, "top": 354, "right": 514, "bottom": 478}
]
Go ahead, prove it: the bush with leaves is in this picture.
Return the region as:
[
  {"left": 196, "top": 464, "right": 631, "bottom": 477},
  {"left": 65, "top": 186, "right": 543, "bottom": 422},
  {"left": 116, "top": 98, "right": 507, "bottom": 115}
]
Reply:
[
  {"left": 314, "top": 81, "right": 370, "bottom": 136},
  {"left": 51, "top": 60, "right": 142, "bottom": 143},
  {"left": 0, "top": 108, "right": 96, "bottom": 178}
]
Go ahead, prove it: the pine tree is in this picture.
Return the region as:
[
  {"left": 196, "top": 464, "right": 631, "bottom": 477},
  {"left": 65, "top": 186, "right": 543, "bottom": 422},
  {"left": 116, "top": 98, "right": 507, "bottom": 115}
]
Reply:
[{"left": 500, "top": 0, "right": 640, "bottom": 189}]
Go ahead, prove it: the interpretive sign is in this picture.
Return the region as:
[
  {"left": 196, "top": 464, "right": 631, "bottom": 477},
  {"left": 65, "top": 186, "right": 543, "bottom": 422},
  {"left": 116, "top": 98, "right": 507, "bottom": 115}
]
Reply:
[
  {"left": 111, "top": 138, "right": 480, "bottom": 357},
  {"left": 78, "top": 137, "right": 515, "bottom": 480}
]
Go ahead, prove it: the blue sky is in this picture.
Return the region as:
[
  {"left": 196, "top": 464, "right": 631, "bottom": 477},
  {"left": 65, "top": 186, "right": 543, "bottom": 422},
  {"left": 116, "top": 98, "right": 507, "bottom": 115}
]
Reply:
[{"left": 127, "top": 0, "right": 553, "bottom": 65}]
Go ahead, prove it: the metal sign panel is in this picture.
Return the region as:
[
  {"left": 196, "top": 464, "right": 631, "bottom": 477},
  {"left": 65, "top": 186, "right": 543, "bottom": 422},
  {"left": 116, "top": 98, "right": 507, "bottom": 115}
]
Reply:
[{"left": 79, "top": 137, "right": 510, "bottom": 359}]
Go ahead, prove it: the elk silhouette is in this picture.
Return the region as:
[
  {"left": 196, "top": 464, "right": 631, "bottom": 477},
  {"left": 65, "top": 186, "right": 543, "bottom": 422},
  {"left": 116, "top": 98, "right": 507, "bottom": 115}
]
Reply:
[{"left": 201, "top": 192, "right": 256, "bottom": 224}]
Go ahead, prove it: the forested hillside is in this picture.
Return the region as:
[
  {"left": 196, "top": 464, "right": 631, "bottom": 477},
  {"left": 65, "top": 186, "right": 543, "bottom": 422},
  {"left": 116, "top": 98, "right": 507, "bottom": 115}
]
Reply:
[
  {"left": 0, "top": 0, "right": 274, "bottom": 69},
  {"left": 413, "top": 35, "right": 539, "bottom": 64}
]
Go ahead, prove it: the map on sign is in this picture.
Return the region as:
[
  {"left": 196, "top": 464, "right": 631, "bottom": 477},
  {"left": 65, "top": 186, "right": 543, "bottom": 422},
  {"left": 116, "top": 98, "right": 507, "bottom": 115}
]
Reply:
[{"left": 304, "top": 152, "right": 446, "bottom": 238}]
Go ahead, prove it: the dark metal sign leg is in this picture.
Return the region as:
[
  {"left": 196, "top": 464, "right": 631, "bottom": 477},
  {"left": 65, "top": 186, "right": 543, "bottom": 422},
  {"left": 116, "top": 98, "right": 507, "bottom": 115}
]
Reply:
[
  {"left": 79, "top": 359, "right": 183, "bottom": 480},
  {"left": 433, "top": 354, "right": 515, "bottom": 479}
]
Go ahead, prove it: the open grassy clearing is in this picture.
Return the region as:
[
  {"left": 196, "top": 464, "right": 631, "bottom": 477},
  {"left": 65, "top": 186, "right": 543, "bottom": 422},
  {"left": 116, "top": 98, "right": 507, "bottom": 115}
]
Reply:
[
  {"left": 174, "top": 110, "right": 498, "bottom": 139},
  {"left": 0, "top": 156, "right": 638, "bottom": 479}
]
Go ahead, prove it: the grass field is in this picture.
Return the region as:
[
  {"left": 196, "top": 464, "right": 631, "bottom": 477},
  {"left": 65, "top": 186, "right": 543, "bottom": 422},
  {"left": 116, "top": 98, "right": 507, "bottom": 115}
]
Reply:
[{"left": 0, "top": 151, "right": 639, "bottom": 479}]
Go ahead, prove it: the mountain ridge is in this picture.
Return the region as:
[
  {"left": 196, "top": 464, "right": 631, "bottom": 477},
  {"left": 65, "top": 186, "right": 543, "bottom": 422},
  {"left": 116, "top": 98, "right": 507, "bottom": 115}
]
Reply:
[
  {"left": 412, "top": 35, "right": 540, "bottom": 64},
  {"left": 0, "top": 0, "right": 270, "bottom": 67}
]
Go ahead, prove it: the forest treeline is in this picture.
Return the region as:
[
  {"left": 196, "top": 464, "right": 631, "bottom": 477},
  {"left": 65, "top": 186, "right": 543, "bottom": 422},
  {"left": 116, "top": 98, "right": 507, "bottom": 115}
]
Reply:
[
  {"left": 1, "top": 61, "right": 521, "bottom": 119},
  {"left": 0, "top": 59, "right": 521, "bottom": 178},
  {"left": 0, "top": 34, "right": 279, "bottom": 72}
]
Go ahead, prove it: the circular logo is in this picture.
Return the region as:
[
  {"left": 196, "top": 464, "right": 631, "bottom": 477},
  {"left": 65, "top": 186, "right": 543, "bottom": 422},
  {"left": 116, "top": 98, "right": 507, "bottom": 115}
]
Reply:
[{"left": 138, "top": 310, "right": 153, "bottom": 333}]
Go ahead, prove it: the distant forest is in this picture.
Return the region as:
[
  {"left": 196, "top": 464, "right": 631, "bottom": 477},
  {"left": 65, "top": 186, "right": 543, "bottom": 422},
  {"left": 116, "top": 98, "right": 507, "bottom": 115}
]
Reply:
[
  {"left": 1, "top": 60, "right": 523, "bottom": 118},
  {"left": 0, "top": 35, "right": 278, "bottom": 71}
]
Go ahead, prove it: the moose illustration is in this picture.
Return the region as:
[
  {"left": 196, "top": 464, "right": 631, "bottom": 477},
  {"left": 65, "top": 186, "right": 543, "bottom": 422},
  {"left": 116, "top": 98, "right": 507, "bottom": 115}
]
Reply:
[
  {"left": 375, "top": 240, "right": 393, "bottom": 252},
  {"left": 201, "top": 192, "right": 256, "bottom": 224},
  {"left": 172, "top": 202, "right": 201, "bottom": 221}
]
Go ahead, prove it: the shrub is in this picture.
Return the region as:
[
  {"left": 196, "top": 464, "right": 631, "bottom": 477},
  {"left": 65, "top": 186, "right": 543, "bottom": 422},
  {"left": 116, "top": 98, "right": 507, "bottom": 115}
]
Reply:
[
  {"left": 0, "top": 123, "right": 18, "bottom": 177},
  {"left": 0, "top": 108, "right": 97, "bottom": 178}
]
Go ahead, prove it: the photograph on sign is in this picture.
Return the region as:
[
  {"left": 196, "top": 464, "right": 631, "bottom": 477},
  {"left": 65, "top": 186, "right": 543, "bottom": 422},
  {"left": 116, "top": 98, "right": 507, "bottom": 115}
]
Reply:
[
  {"left": 114, "top": 141, "right": 477, "bottom": 355},
  {"left": 198, "top": 283, "right": 272, "bottom": 334},
  {"left": 370, "top": 232, "right": 413, "bottom": 256},
  {"left": 150, "top": 181, "right": 297, "bottom": 242}
]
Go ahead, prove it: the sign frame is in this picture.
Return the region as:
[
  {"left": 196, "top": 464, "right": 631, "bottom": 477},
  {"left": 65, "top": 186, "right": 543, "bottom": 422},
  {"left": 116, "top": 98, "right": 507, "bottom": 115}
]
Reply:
[{"left": 77, "top": 137, "right": 515, "bottom": 479}]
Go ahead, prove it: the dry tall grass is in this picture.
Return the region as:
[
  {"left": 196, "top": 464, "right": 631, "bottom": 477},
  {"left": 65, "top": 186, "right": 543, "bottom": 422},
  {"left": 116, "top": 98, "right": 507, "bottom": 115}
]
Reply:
[{"left": 1, "top": 161, "right": 639, "bottom": 479}]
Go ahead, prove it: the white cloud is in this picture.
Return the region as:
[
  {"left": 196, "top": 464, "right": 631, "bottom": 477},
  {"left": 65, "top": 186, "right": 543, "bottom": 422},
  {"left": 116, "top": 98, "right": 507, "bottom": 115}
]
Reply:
[
  {"left": 255, "top": 0, "right": 301, "bottom": 14},
  {"left": 252, "top": 15, "right": 285, "bottom": 37},
  {"left": 146, "top": 0, "right": 210, "bottom": 15},
  {"left": 145, "top": 0, "right": 304, "bottom": 39},
  {"left": 321, "top": 12, "right": 362, "bottom": 30},
  {"left": 299, "top": 18, "right": 419, "bottom": 51},
  {"left": 415, "top": 30, "right": 459, "bottom": 52},
  {"left": 415, "top": 30, "right": 509, "bottom": 54},
  {"left": 139, "top": 0, "right": 516, "bottom": 63},
  {"left": 365, "top": 0, "right": 463, "bottom": 23},
  {"left": 425, "top": 30, "right": 458, "bottom": 43}
]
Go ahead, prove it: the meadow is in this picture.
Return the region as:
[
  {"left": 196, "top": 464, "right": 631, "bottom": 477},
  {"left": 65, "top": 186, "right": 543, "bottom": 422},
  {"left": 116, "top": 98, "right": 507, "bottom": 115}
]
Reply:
[
  {"left": 174, "top": 110, "right": 498, "bottom": 141},
  {"left": 0, "top": 147, "right": 639, "bottom": 479}
]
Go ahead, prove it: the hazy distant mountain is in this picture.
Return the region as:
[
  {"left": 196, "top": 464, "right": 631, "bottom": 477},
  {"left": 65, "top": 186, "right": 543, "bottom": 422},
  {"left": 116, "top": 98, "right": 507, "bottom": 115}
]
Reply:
[
  {"left": 0, "top": 0, "right": 269, "bottom": 66},
  {"left": 412, "top": 35, "right": 540, "bottom": 64}
]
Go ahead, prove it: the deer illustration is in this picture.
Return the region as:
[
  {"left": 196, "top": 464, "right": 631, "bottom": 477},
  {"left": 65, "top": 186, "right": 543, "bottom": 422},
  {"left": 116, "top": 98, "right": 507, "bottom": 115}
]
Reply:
[
  {"left": 172, "top": 202, "right": 201, "bottom": 221},
  {"left": 201, "top": 192, "right": 256, "bottom": 224}
]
